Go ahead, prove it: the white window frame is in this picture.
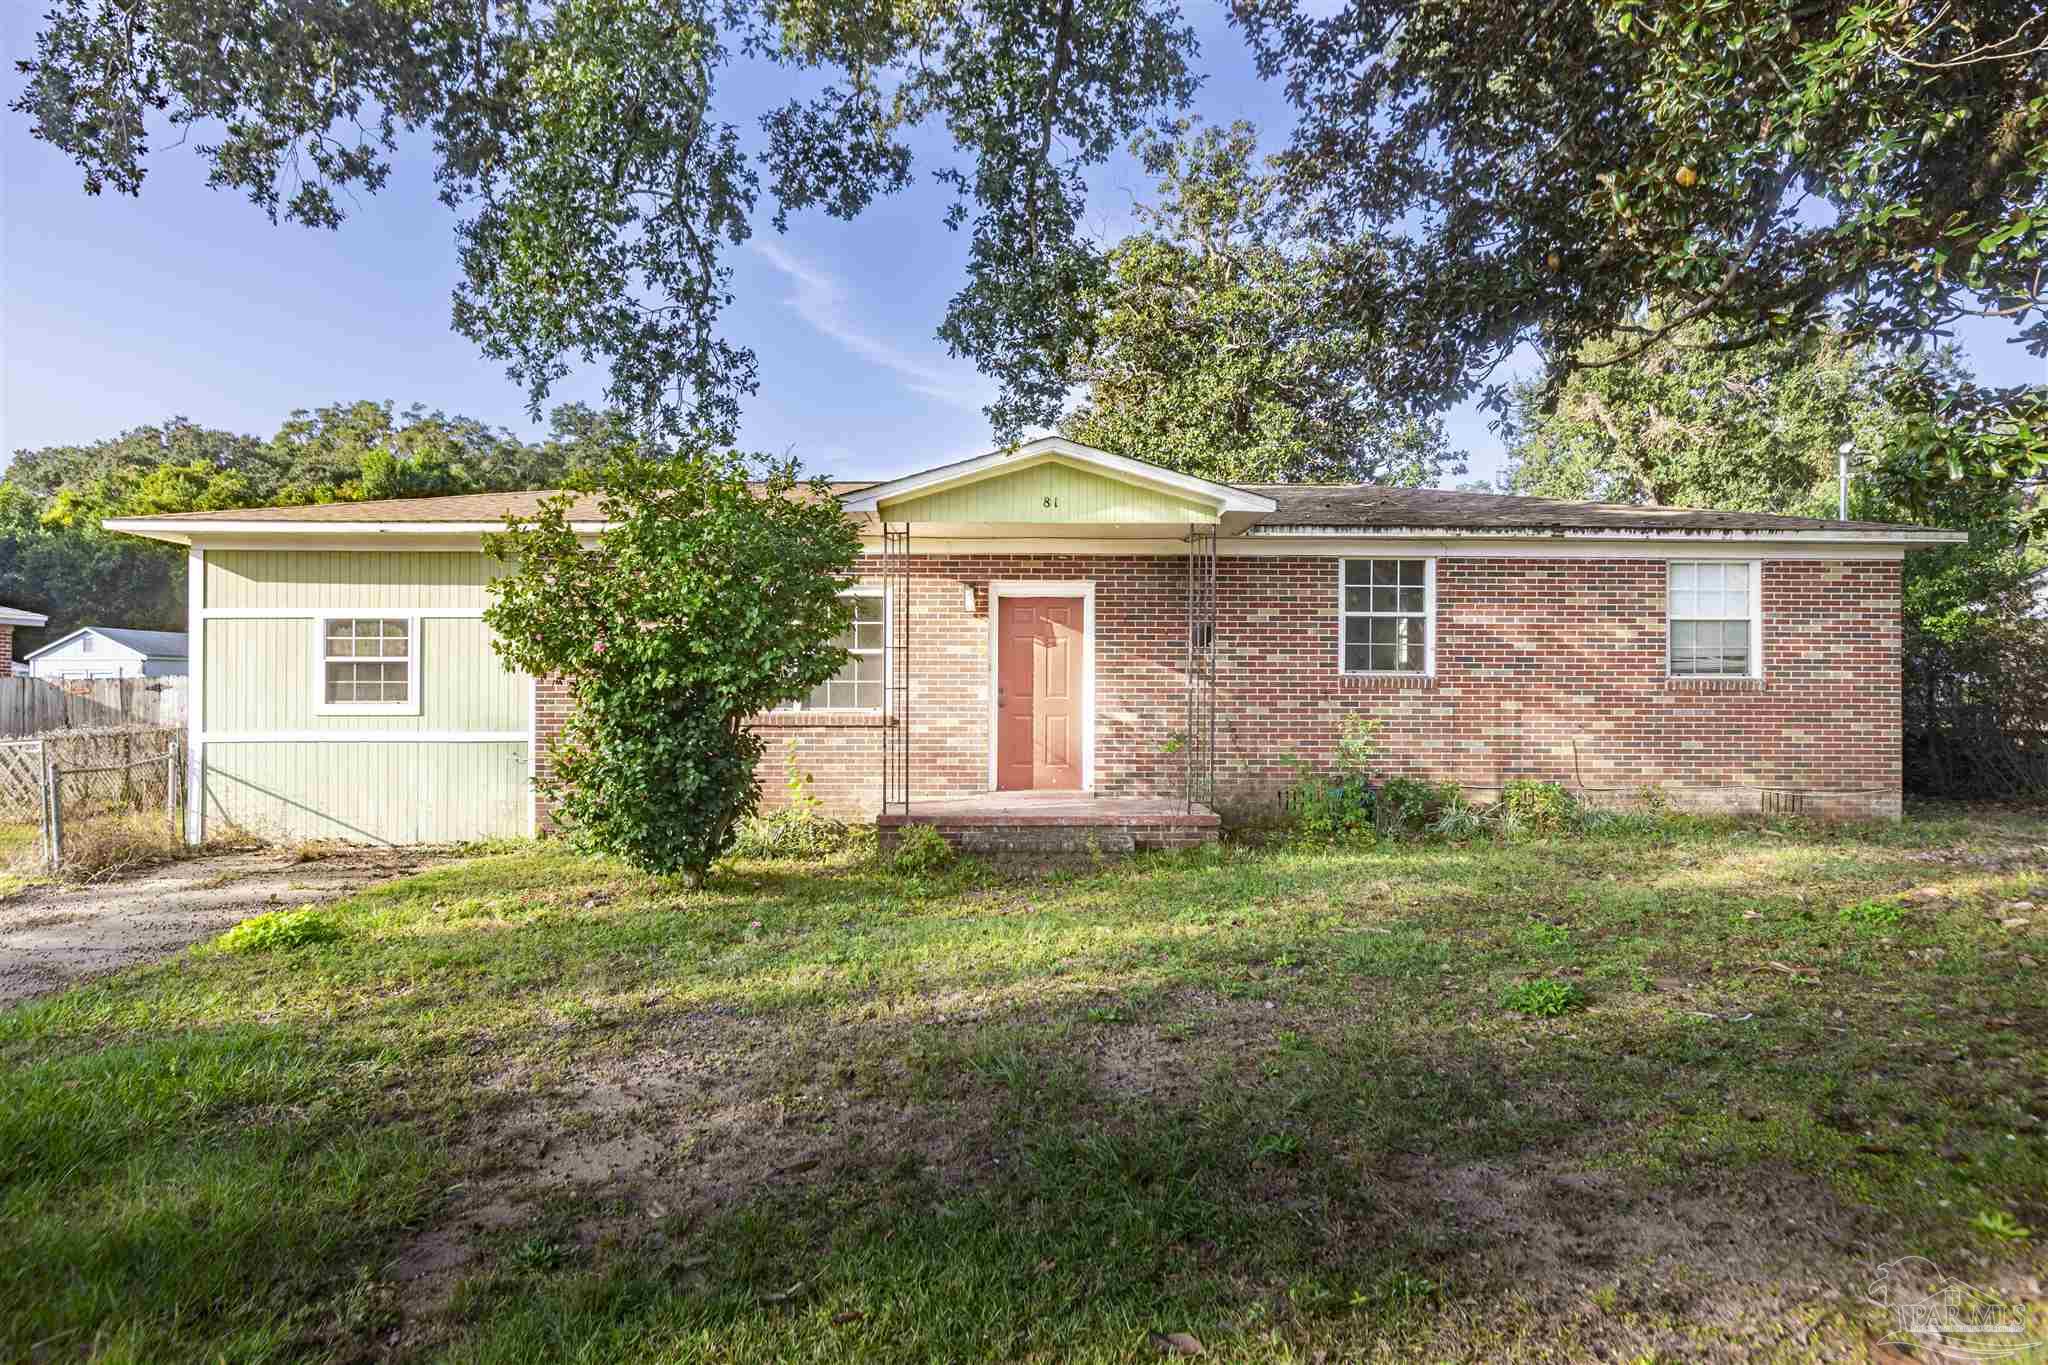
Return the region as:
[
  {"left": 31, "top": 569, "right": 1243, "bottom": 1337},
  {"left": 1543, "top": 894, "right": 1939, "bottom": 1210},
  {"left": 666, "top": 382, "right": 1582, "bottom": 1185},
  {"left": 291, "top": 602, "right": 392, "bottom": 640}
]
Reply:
[
  {"left": 312, "top": 613, "right": 422, "bottom": 716},
  {"left": 777, "top": 587, "right": 888, "bottom": 712},
  {"left": 1338, "top": 557, "right": 1436, "bottom": 677},
  {"left": 1666, "top": 560, "right": 1763, "bottom": 679}
]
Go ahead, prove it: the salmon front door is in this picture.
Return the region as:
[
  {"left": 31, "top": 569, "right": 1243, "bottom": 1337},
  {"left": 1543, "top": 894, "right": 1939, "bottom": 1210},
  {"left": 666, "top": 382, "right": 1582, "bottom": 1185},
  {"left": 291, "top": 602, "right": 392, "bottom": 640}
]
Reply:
[{"left": 996, "top": 596, "right": 1084, "bottom": 791}]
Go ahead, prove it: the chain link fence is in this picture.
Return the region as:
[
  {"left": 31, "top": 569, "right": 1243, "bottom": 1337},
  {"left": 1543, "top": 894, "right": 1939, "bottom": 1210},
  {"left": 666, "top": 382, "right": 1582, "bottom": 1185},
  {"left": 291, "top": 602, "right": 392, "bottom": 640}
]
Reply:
[{"left": 0, "top": 727, "right": 183, "bottom": 874}]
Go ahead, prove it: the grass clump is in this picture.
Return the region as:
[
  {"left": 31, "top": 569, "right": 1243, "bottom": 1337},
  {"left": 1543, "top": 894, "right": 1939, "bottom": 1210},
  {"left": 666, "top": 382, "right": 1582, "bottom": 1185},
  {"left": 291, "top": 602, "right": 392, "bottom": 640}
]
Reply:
[
  {"left": 215, "top": 908, "right": 346, "bottom": 953},
  {"left": 889, "top": 823, "right": 955, "bottom": 875},
  {"left": 728, "top": 809, "right": 869, "bottom": 860},
  {"left": 1498, "top": 977, "right": 1589, "bottom": 1017}
]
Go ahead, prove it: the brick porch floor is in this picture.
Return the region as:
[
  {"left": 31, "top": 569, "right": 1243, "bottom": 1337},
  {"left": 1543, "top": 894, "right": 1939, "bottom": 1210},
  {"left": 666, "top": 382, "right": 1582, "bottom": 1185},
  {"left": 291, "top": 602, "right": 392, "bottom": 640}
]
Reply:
[{"left": 875, "top": 792, "right": 1221, "bottom": 854}]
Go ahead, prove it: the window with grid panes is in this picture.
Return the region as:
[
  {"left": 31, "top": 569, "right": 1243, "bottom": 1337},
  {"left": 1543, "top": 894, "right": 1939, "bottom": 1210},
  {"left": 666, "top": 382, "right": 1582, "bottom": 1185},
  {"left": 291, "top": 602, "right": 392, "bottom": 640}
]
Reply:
[
  {"left": 321, "top": 618, "right": 413, "bottom": 705},
  {"left": 788, "top": 592, "right": 884, "bottom": 709},
  {"left": 1341, "top": 559, "right": 1429, "bottom": 673},
  {"left": 1667, "top": 562, "right": 1757, "bottom": 676}
]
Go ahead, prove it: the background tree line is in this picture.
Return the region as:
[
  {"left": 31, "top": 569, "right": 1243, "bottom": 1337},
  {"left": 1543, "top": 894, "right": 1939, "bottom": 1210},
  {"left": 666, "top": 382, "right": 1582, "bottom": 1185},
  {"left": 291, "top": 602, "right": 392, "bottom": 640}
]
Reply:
[{"left": 0, "top": 401, "right": 617, "bottom": 652}]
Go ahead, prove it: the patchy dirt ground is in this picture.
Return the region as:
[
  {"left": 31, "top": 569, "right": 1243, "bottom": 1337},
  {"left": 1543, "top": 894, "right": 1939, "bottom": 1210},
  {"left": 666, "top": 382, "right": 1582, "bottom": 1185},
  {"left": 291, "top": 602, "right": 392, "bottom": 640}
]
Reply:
[{"left": 0, "top": 846, "right": 452, "bottom": 1005}]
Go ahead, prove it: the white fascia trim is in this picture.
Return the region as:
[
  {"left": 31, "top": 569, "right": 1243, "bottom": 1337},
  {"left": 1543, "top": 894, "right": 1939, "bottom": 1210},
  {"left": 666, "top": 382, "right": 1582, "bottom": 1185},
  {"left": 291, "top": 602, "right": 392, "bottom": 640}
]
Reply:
[
  {"left": 842, "top": 437, "right": 1276, "bottom": 516},
  {"left": 204, "top": 730, "right": 529, "bottom": 743},
  {"left": 0, "top": 607, "right": 49, "bottom": 627},
  {"left": 858, "top": 536, "right": 1912, "bottom": 561},
  {"left": 1247, "top": 524, "right": 1968, "bottom": 546}
]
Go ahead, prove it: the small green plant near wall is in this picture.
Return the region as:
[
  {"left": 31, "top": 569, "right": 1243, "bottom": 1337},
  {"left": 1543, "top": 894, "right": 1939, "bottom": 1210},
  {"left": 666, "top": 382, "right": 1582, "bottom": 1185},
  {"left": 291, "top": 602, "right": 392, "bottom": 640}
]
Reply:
[
  {"left": 216, "top": 909, "right": 344, "bottom": 954},
  {"left": 891, "top": 824, "right": 955, "bottom": 875},
  {"left": 1500, "top": 779, "right": 1577, "bottom": 834},
  {"left": 1280, "top": 715, "right": 1384, "bottom": 842},
  {"left": 1840, "top": 899, "right": 1906, "bottom": 930},
  {"left": 1498, "top": 978, "right": 1588, "bottom": 1017},
  {"left": 729, "top": 741, "right": 864, "bottom": 859}
]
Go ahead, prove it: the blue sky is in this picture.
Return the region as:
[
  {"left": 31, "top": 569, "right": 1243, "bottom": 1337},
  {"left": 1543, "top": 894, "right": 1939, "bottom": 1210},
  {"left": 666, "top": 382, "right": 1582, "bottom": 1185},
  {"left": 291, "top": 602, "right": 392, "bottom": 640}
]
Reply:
[{"left": 4, "top": 5, "right": 2040, "bottom": 488}]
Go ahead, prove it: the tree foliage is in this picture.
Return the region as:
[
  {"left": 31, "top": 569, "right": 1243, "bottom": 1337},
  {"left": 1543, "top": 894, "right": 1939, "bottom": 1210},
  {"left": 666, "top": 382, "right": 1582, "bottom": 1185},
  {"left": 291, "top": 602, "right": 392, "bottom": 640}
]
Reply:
[
  {"left": 3, "top": 403, "right": 594, "bottom": 650},
  {"left": 1060, "top": 122, "right": 1460, "bottom": 485},
  {"left": 1504, "top": 319, "right": 1882, "bottom": 513},
  {"left": 1233, "top": 0, "right": 2047, "bottom": 488},
  {"left": 15, "top": 0, "right": 1198, "bottom": 438},
  {"left": 482, "top": 442, "right": 862, "bottom": 883}
]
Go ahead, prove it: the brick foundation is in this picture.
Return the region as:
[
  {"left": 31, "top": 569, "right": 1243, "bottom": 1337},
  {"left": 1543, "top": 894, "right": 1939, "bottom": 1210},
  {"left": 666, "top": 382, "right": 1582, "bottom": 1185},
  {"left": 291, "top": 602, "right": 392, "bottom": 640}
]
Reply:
[{"left": 534, "top": 553, "right": 1904, "bottom": 829}]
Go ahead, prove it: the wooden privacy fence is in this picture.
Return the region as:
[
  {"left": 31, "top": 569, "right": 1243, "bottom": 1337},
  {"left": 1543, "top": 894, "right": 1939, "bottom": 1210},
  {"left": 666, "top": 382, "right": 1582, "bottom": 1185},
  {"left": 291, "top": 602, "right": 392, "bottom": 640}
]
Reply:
[{"left": 0, "top": 675, "right": 187, "bottom": 739}]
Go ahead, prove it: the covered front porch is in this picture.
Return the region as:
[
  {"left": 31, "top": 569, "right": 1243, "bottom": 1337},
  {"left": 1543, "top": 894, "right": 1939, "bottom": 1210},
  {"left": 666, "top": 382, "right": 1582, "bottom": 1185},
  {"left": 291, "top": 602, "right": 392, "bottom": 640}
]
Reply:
[
  {"left": 875, "top": 792, "right": 1221, "bottom": 854},
  {"left": 839, "top": 438, "right": 1269, "bottom": 841}
]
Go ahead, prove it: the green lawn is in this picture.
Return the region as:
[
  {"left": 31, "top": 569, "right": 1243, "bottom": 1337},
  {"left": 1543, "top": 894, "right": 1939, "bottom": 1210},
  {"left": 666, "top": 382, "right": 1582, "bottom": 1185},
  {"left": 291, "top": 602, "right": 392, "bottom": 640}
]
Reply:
[{"left": 4, "top": 809, "right": 2046, "bottom": 1362}]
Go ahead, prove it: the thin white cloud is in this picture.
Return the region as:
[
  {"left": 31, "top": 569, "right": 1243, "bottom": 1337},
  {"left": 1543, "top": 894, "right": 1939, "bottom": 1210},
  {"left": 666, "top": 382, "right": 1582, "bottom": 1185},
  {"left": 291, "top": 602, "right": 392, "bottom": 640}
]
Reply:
[{"left": 753, "top": 240, "right": 995, "bottom": 412}]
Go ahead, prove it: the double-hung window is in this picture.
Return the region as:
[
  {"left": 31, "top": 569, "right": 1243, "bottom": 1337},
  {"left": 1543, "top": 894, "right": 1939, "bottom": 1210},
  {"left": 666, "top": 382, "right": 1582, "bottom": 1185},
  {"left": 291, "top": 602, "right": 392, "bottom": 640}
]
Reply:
[
  {"left": 785, "top": 591, "right": 885, "bottom": 710},
  {"left": 316, "top": 616, "right": 419, "bottom": 713},
  {"left": 1668, "top": 562, "right": 1760, "bottom": 677},
  {"left": 1341, "top": 558, "right": 1432, "bottom": 675}
]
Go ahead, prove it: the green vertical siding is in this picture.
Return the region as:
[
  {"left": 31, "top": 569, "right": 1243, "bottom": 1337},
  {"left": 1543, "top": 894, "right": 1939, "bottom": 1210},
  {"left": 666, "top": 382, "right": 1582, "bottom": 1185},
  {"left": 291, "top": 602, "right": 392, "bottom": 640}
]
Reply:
[
  {"left": 879, "top": 459, "right": 1218, "bottom": 524},
  {"left": 203, "top": 742, "right": 530, "bottom": 843},
  {"left": 206, "top": 617, "right": 525, "bottom": 733},
  {"left": 207, "top": 550, "right": 508, "bottom": 609}
]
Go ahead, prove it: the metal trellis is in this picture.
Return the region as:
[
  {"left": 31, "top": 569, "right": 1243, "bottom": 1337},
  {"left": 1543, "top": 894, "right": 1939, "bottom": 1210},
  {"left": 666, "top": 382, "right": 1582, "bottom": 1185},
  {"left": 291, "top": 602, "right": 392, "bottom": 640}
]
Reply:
[
  {"left": 1184, "top": 526, "right": 1218, "bottom": 812},
  {"left": 881, "top": 521, "right": 912, "bottom": 815}
]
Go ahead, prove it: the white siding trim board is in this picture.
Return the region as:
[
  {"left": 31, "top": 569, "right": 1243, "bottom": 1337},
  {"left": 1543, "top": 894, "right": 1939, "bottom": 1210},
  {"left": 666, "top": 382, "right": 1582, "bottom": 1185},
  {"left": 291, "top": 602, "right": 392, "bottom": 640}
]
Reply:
[{"left": 204, "top": 730, "right": 529, "bottom": 743}]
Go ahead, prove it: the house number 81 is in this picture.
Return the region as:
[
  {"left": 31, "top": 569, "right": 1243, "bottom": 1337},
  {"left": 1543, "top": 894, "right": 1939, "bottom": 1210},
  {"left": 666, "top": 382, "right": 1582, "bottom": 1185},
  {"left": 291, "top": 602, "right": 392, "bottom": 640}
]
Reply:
[{"left": 1042, "top": 496, "right": 1059, "bottom": 508}]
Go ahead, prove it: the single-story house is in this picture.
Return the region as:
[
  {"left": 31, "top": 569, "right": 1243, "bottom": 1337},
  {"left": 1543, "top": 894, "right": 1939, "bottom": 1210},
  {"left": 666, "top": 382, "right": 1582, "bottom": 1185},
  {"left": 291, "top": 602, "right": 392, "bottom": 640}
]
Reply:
[
  {"left": 0, "top": 604, "right": 50, "bottom": 673},
  {"left": 21, "top": 627, "right": 190, "bottom": 681},
  {"left": 105, "top": 437, "right": 1965, "bottom": 847}
]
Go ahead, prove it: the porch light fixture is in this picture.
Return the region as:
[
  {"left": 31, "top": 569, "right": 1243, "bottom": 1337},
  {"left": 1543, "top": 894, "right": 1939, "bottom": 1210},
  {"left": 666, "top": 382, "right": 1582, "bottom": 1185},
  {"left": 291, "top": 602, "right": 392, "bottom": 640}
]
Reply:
[{"left": 962, "top": 584, "right": 977, "bottom": 613}]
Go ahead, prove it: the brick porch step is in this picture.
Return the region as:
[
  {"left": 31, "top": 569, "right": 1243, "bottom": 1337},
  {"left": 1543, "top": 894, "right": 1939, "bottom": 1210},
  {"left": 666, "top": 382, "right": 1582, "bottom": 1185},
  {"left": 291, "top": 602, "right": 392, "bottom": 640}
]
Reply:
[{"left": 876, "top": 794, "right": 1221, "bottom": 854}]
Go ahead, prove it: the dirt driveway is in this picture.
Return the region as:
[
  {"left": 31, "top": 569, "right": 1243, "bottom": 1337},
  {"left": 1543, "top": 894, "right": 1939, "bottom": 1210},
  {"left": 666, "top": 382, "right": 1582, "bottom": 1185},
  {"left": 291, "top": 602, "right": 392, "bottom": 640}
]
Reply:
[{"left": 0, "top": 847, "right": 452, "bottom": 1006}]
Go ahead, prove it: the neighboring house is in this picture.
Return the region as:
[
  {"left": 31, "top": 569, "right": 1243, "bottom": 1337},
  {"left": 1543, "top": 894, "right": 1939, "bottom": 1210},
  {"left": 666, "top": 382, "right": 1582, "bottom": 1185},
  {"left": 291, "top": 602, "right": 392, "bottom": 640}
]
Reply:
[
  {"left": 21, "top": 627, "right": 190, "bottom": 682},
  {"left": 0, "top": 604, "right": 50, "bottom": 675},
  {"left": 105, "top": 437, "right": 1965, "bottom": 847}
]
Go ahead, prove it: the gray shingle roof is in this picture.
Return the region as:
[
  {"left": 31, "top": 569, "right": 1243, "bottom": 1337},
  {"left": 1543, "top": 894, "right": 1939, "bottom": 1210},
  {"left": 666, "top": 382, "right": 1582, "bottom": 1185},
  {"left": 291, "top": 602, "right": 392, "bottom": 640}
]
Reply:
[
  {"left": 106, "top": 482, "right": 1951, "bottom": 537},
  {"left": 1243, "top": 485, "right": 1937, "bottom": 535}
]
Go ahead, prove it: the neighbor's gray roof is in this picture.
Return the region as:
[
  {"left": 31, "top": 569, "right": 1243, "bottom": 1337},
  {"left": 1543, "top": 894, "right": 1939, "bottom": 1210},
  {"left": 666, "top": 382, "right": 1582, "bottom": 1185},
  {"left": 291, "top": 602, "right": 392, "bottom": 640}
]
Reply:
[
  {"left": 26, "top": 627, "right": 189, "bottom": 660},
  {"left": 107, "top": 483, "right": 1943, "bottom": 536}
]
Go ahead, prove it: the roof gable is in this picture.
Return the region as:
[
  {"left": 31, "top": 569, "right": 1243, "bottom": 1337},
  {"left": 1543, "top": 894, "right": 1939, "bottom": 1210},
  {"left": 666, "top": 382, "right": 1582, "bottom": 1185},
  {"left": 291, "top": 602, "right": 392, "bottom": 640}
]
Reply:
[{"left": 840, "top": 438, "right": 1277, "bottom": 522}]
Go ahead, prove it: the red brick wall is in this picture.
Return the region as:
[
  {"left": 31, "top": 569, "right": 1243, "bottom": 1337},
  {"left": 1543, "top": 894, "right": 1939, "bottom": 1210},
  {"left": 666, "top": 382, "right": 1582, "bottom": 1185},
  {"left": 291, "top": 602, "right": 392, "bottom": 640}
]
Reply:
[
  {"left": 0, "top": 626, "right": 13, "bottom": 671},
  {"left": 532, "top": 553, "right": 1904, "bottom": 827}
]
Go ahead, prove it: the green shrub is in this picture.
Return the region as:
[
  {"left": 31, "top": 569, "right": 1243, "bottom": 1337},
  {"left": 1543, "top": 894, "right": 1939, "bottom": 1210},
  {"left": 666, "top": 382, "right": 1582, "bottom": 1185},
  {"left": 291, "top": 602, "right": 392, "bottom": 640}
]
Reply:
[
  {"left": 1278, "top": 715, "right": 1384, "bottom": 843},
  {"left": 1498, "top": 978, "right": 1588, "bottom": 1017},
  {"left": 1501, "top": 779, "right": 1577, "bottom": 833},
  {"left": 482, "top": 445, "right": 864, "bottom": 886},
  {"left": 1376, "top": 776, "right": 1459, "bottom": 833},
  {"left": 891, "top": 824, "right": 955, "bottom": 875},
  {"left": 217, "top": 909, "right": 345, "bottom": 954}
]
